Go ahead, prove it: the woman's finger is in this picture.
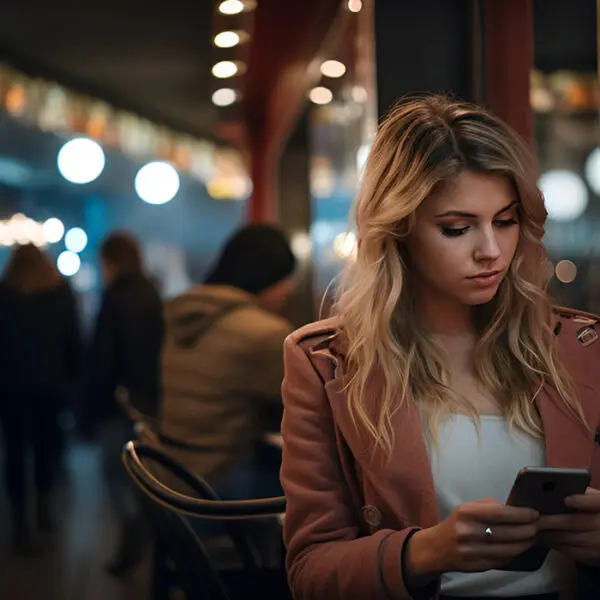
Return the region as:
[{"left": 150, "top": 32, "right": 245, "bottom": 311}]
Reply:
[
  {"left": 539, "top": 530, "right": 598, "bottom": 547},
  {"left": 460, "top": 502, "right": 539, "bottom": 524},
  {"left": 539, "top": 513, "right": 600, "bottom": 532},
  {"left": 462, "top": 522, "right": 538, "bottom": 543},
  {"left": 565, "top": 490, "right": 600, "bottom": 512}
]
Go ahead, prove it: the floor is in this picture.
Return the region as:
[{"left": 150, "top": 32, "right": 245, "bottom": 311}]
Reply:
[{"left": 0, "top": 441, "right": 151, "bottom": 600}]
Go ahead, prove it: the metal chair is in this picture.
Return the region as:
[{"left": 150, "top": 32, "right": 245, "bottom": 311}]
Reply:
[{"left": 122, "top": 441, "right": 289, "bottom": 600}]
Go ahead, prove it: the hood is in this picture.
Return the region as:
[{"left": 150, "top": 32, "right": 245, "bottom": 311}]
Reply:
[{"left": 165, "top": 285, "right": 253, "bottom": 349}]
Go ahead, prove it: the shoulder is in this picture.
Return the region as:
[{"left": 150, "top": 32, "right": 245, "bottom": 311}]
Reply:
[
  {"left": 283, "top": 318, "right": 344, "bottom": 383},
  {"left": 552, "top": 306, "right": 600, "bottom": 390},
  {"left": 552, "top": 305, "right": 600, "bottom": 349},
  {"left": 286, "top": 317, "right": 341, "bottom": 352}
]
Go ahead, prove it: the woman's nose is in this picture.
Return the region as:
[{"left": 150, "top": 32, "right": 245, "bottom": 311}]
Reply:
[{"left": 473, "top": 227, "right": 501, "bottom": 262}]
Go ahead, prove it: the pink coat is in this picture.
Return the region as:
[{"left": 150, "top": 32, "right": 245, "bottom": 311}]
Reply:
[{"left": 280, "top": 306, "right": 600, "bottom": 600}]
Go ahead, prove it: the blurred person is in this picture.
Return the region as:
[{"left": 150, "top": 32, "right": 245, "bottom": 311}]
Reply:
[
  {"left": 281, "top": 94, "right": 600, "bottom": 599},
  {"left": 0, "top": 243, "right": 81, "bottom": 554},
  {"left": 85, "top": 231, "right": 163, "bottom": 576},
  {"left": 159, "top": 224, "right": 296, "bottom": 499}
]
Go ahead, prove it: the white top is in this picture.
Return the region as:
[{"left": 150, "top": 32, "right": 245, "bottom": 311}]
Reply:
[{"left": 425, "top": 414, "right": 560, "bottom": 597}]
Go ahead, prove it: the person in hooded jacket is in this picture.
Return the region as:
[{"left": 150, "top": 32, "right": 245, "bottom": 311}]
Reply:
[{"left": 159, "top": 224, "right": 296, "bottom": 499}]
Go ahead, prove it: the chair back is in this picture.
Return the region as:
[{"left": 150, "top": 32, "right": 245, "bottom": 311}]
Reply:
[{"left": 122, "top": 441, "right": 288, "bottom": 600}]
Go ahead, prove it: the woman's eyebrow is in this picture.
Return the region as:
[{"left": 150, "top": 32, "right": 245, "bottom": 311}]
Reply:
[{"left": 435, "top": 200, "right": 519, "bottom": 219}]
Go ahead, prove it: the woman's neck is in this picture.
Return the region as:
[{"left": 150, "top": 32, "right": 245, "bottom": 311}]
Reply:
[
  {"left": 416, "top": 291, "right": 474, "bottom": 337},
  {"left": 414, "top": 292, "right": 479, "bottom": 371}
]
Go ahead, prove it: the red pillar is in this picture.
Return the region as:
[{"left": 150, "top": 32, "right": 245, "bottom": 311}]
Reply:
[
  {"left": 484, "top": 0, "right": 534, "bottom": 148},
  {"left": 243, "top": 0, "right": 341, "bottom": 223},
  {"left": 247, "top": 135, "right": 277, "bottom": 223}
]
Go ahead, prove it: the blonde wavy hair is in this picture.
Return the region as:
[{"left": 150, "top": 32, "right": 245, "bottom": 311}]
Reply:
[{"left": 333, "top": 94, "right": 586, "bottom": 454}]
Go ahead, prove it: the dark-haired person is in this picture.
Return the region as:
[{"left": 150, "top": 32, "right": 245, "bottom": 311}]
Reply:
[
  {"left": 159, "top": 224, "right": 296, "bottom": 498},
  {"left": 0, "top": 244, "right": 81, "bottom": 553},
  {"left": 86, "top": 231, "right": 164, "bottom": 576}
]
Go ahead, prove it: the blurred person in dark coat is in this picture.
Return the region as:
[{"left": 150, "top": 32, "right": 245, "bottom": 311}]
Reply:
[
  {"left": 86, "top": 231, "right": 164, "bottom": 576},
  {"left": 0, "top": 243, "right": 81, "bottom": 554}
]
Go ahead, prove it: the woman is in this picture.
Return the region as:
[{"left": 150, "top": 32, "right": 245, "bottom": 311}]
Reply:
[
  {"left": 280, "top": 95, "right": 600, "bottom": 600},
  {"left": 0, "top": 243, "right": 81, "bottom": 553}
]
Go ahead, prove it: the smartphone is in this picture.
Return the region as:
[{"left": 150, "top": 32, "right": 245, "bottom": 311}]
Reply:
[
  {"left": 506, "top": 466, "right": 590, "bottom": 515},
  {"left": 501, "top": 466, "right": 590, "bottom": 572}
]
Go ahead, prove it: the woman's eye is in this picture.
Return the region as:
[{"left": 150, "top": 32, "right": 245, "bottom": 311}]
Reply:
[
  {"left": 494, "top": 218, "right": 519, "bottom": 228},
  {"left": 441, "top": 226, "right": 469, "bottom": 237}
]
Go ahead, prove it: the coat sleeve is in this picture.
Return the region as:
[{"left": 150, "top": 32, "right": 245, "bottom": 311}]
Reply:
[{"left": 280, "top": 335, "right": 439, "bottom": 600}]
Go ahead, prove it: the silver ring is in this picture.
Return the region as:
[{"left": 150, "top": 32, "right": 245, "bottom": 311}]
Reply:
[{"left": 484, "top": 526, "right": 493, "bottom": 538}]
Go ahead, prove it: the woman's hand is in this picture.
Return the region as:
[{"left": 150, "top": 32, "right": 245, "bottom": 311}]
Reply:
[
  {"left": 538, "top": 487, "right": 600, "bottom": 567},
  {"left": 405, "top": 497, "right": 539, "bottom": 584}
]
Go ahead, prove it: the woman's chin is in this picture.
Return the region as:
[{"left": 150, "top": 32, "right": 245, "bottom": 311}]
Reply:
[{"left": 463, "top": 287, "right": 500, "bottom": 306}]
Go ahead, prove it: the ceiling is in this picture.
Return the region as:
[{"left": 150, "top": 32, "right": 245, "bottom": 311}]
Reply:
[
  {"left": 0, "top": 0, "right": 596, "bottom": 151},
  {"left": 0, "top": 0, "right": 219, "bottom": 140},
  {"left": 534, "top": 0, "right": 597, "bottom": 73}
]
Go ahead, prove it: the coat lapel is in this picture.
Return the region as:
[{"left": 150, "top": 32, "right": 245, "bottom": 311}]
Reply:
[
  {"left": 537, "top": 381, "right": 599, "bottom": 470},
  {"left": 324, "top": 366, "right": 440, "bottom": 529}
]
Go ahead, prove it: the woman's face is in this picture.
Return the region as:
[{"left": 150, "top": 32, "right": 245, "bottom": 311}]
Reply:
[{"left": 404, "top": 170, "right": 520, "bottom": 309}]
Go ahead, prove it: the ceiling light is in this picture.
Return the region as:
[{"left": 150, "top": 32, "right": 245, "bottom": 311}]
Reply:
[
  {"left": 57, "top": 251, "right": 81, "bottom": 277},
  {"left": 212, "top": 88, "right": 237, "bottom": 107},
  {"left": 555, "top": 260, "right": 577, "bottom": 284},
  {"left": 43, "top": 217, "right": 64, "bottom": 243},
  {"left": 538, "top": 169, "right": 588, "bottom": 222},
  {"left": 584, "top": 147, "right": 600, "bottom": 194},
  {"left": 348, "top": 0, "right": 362, "bottom": 12},
  {"left": 65, "top": 227, "right": 88, "bottom": 253},
  {"left": 212, "top": 61, "right": 239, "bottom": 79},
  {"left": 8, "top": 213, "right": 34, "bottom": 245},
  {"left": 320, "top": 60, "right": 347, "bottom": 78},
  {"left": 214, "top": 31, "right": 241, "bottom": 48},
  {"left": 135, "top": 161, "right": 180, "bottom": 205},
  {"left": 218, "top": 0, "right": 244, "bottom": 15},
  {"left": 351, "top": 85, "right": 368, "bottom": 103},
  {"left": 309, "top": 86, "right": 333, "bottom": 105},
  {"left": 291, "top": 232, "right": 312, "bottom": 261},
  {"left": 57, "top": 137, "right": 105, "bottom": 184}
]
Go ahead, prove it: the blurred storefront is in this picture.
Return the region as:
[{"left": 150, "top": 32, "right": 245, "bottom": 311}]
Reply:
[
  {"left": 532, "top": 0, "right": 600, "bottom": 311},
  {"left": 0, "top": 63, "right": 252, "bottom": 328}
]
